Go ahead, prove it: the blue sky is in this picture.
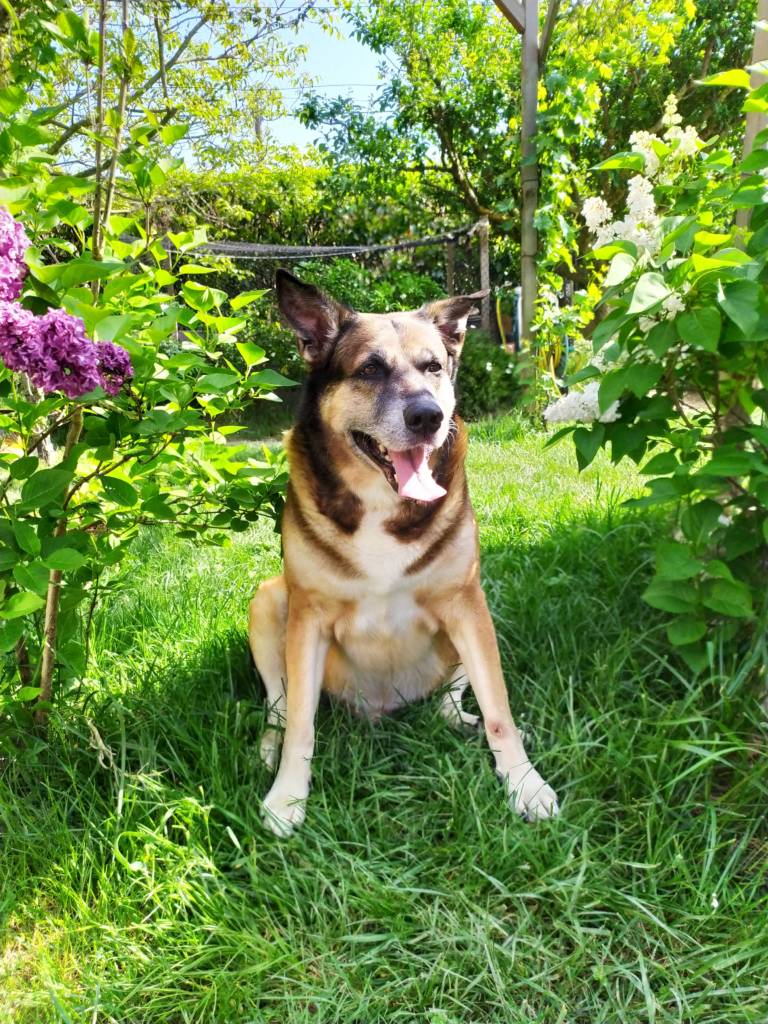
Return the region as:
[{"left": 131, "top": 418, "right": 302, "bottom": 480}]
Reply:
[{"left": 268, "top": 16, "right": 383, "bottom": 148}]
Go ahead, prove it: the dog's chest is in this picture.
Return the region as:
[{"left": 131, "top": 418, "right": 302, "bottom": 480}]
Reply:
[{"left": 344, "top": 507, "right": 422, "bottom": 588}]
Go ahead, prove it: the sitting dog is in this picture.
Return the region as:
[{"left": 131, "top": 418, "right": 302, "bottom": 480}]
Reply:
[{"left": 249, "top": 270, "right": 559, "bottom": 836}]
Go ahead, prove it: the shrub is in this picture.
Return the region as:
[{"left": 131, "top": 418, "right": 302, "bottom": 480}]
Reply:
[
  {"left": 456, "top": 331, "right": 521, "bottom": 420},
  {"left": 0, "top": 19, "right": 290, "bottom": 731},
  {"left": 545, "top": 88, "right": 768, "bottom": 673}
]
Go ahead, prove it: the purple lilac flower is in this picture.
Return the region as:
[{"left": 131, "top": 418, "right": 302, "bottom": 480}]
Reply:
[
  {"left": 0, "top": 301, "right": 40, "bottom": 373},
  {"left": 0, "top": 207, "right": 30, "bottom": 302},
  {"left": 32, "top": 308, "right": 103, "bottom": 398},
  {"left": 0, "top": 302, "right": 133, "bottom": 399},
  {"left": 96, "top": 340, "right": 133, "bottom": 395}
]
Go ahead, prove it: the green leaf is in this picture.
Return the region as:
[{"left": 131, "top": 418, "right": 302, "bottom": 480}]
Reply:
[
  {"left": 642, "top": 578, "right": 698, "bottom": 614},
  {"left": 15, "top": 686, "right": 43, "bottom": 702},
  {"left": 676, "top": 307, "right": 721, "bottom": 352},
  {"left": 178, "top": 264, "right": 217, "bottom": 275},
  {"left": 13, "top": 563, "right": 49, "bottom": 595},
  {"left": 627, "top": 273, "right": 670, "bottom": 315},
  {"left": 702, "top": 579, "right": 753, "bottom": 618},
  {"left": 696, "top": 449, "right": 756, "bottom": 477},
  {"left": 44, "top": 548, "right": 87, "bottom": 571},
  {"left": 0, "top": 548, "right": 16, "bottom": 571},
  {"left": 573, "top": 424, "right": 605, "bottom": 470},
  {"left": 13, "top": 522, "right": 40, "bottom": 556},
  {"left": 231, "top": 289, "right": 269, "bottom": 311},
  {"left": 9, "top": 456, "right": 39, "bottom": 480},
  {"left": 0, "top": 85, "right": 26, "bottom": 116},
  {"left": 236, "top": 342, "right": 266, "bottom": 370},
  {"left": 20, "top": 468, "right": 71, "bottom": 511},
  {"left": 247, "top": 369, "right": 296, "bottom": 389},
  {"left": 655, "top": 541, "right": 704, "bottom": 580},
  {"left": 667, "top": 618, "right": 707, "bottom": 646},
  {"left": 623, "top": 362, "right": 664, "bottom": 397},
  {"left": 0, "top": 618, "right": 25, "bottom": 653},
  {"left": 603, "top": 252, "right": 636, "bottom": 288},
  {"left": 592, "top": 152, "right": 646, "bottom": 171},
  {"left": 641, "top": 450, "right": 678, "bottom": 475},
  {"left": 100, "top": 476, "right": 138, "bottom": 507},
  {"left": 94, "top": 315, "right": 133, "bottom": 342},
  {"left": 196, "top": 372, "right": 239, "bottom": 392},
  {"left": 717, "top": 280, "right": 761, "bottom": 336},
  {"left": 56, "top": 257, "right": 125, "bottom": 288},
  {"left": 1, "top": 591, "right": 46, "bottom": 619},
  {"left": 644, "top": 320, "right": 677, "bottom": 358},
  {"left": 699, "top": 68, "right": 751, "bottom": 89},
  {"left": 739, "top": 149, "right": 768, "bottom": 173}
]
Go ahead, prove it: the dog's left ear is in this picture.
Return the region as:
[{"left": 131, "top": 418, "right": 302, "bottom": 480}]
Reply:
[
  {"left": 420, "top": 290, "right": 488, "bottom": 361},
  {"left": 275, "top": 269, "right": 353, "bottom": 365}
]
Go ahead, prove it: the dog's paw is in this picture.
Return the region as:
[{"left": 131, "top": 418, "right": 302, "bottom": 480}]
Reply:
[
  {"left": 259, "top": 727, "right": 282, "bottom": 771},
  {"left": 504, "top": 763, "right": 559, "bottom": 822},
  {"left": 261, "top": 786, "right": 306, "bottom": 838},
  {"left": 442, "top": 705, "right": 482, "bottom": 734}
]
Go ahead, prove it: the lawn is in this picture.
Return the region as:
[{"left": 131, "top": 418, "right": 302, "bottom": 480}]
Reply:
[{"left": 2, "top": 416, "right": 766, "bottom": 1024}]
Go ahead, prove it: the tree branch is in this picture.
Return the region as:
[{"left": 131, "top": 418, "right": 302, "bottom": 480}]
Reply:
[{"left": 50, "top": 14, "right": 209, "bottom": 155}]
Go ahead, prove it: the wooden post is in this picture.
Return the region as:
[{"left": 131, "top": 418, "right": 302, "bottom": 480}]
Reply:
[
  {"left": 519, "top": 0, "right": 539, "bottom": 347},
  {"left": 736, "top": 3, "right": 768, "bottom": 229},
  {"left": 445, "top": 239, "right": 456, "bottom": 296},
  {"left": 478, "top": 216, "right": 490, "bottom": 330}
]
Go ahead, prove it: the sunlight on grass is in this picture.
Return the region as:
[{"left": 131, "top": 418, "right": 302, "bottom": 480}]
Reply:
[{"left": 2, "top": 417, "right": 767, "bottom": 1024}]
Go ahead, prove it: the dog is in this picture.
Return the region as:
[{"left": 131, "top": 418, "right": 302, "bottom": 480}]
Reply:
[{"left": 248, "top": 269, "right": 559, "bottom": 836}]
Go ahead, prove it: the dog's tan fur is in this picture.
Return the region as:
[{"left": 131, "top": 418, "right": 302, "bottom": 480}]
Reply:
[{"left": 249, "top": 271, "right": 558, "bottom": 835}]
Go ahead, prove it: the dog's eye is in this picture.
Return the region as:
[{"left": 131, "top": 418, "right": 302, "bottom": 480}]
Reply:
[
  {"left": 357, "top": 361, "right": 385, "bottom": 379},
  {"left": 425, "top": 361, "right": 442, "bottom": 374}
]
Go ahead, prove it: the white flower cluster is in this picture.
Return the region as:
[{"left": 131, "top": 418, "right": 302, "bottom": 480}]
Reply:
[
  {"left": 556, "top": 96, "right": 704, "bottom": 430},
  {"left": 585, "top": 174, "right": 662, "bottom": 257},
  {"left": 543, "top": 380, "right": 621, "bottom": 425},
  {"left": 628, "top": 130, "right": 660, "bottom": 177},
  {"left": 628, "top": 93, "right": 702, "bottom": 182},
  {"left": 582, "top": 197, "right": 612, "bottom": 234}
]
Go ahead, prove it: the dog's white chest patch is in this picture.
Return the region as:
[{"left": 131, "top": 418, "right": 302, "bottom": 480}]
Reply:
[{"left": 345, "top": 508, "right": 417, "bottom": 588}]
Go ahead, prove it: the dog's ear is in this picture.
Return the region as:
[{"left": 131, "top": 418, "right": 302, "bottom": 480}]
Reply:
[
  {"left": 275, "top": 269, "right": 353, "bottom": 365},
  {"left": 420, "top": 290, "right": 488, "bottom": 361}
]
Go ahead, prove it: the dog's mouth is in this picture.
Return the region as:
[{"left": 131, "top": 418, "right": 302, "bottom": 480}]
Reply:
[{"left": 351, "top": 430, "right": 446, "bottom": 502}]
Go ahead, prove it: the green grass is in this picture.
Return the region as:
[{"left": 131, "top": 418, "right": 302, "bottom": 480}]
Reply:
[{"left": 2, "top": 415, "right": 767, "bottom": 1023}]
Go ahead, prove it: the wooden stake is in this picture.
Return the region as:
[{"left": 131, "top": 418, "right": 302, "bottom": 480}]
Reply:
[
  {"left": 520, "top": 0, "right": 539, "bottom": 347},
  {"left": 446, "top": 239, "right": 456, "bottom": 296},
  {"left": 478, "top": 217, "right": 491, "bottom": 330},
  {"left": 736, "top": 3, "right": 768, "bottom": 229}
]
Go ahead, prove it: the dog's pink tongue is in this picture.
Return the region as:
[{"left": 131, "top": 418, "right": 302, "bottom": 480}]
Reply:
[{"left": 389, "top": 446, "right": 446, "bottom": 502}]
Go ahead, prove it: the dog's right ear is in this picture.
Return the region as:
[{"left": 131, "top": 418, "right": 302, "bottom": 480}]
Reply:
[{"left": 275, "top": 269, "right": 352, "bottom": 365}]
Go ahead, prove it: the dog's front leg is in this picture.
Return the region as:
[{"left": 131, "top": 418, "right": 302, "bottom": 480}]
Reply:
[
  {"left": 262, "top": 598, "right": 329, "bottom": 837},
  {"left": 440, "top": 582, "right": 559, "bottom": 821}
]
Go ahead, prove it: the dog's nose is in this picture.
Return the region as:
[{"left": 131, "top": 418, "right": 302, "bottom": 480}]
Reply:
[{"left": 403, "top": 397, "right": 444, "bottom": 437}]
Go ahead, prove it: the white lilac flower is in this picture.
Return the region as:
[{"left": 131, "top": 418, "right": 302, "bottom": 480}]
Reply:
[
  {"left": 626, "top": 175, "right": 656, "bottom": 222},
  {"left": 543, "top": 380, "right": 621, "bottom": 425},
  {"left": 662, "top": 93, "right": 683, "bottom": 130},
  {"left": 662, "top": 292, "right": 686, "bottom": 319},
  {"left": 666, "top": 123, "right": 700, "bottom": 158},
  {"left": 582, "top": 196, "right": 613, "bottom": 233},
  {"left": 639, "top": 316, "right": 657, "bottom": 333},
  {"left": 629, "top": 130, "right": 661, "bottom": 178}
]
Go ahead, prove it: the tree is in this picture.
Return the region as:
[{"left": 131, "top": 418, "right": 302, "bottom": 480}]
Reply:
[
  {"left": 301, "top": 0, "right": 757, "bottom": 284},
  {"left": 3, "top": 0, "right": 321, "bottom": 174}
]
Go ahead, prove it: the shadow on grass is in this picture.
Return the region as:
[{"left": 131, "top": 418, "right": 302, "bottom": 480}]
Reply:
[{"left": 2, "top": 500, "right": 768, "bottom": 1024}]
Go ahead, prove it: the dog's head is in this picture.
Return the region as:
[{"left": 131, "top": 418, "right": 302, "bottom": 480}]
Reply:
[{"left": 276, "top": 269, "right": 485, "bottom": 502}]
